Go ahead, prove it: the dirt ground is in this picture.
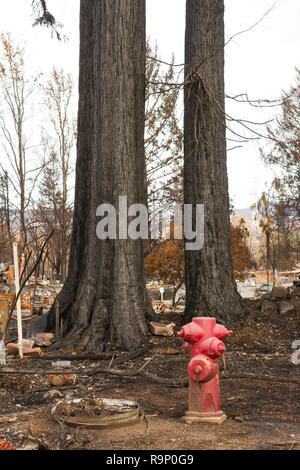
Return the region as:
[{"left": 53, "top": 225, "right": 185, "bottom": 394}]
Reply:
[{"left": 0, "top": 299, "right": 299, "bottom": 451}]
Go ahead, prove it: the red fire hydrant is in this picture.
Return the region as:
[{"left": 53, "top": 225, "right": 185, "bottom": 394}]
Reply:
[{"left": 178, "top": 317, "right": 233, "bottom": 424}]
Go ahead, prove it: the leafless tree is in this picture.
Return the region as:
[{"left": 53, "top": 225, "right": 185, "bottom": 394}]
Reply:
[{"left": 0, "top": 33, "right": 43, "bottom": 255}]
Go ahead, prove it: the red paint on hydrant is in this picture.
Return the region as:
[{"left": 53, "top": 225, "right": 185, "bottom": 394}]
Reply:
[{"left": 178, "top": 317, "right": 233, "bottom": 424}]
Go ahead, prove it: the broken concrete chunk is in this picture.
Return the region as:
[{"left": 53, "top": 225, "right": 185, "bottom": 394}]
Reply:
[
  {"left": 43, "top": 389, "right": 64, "bottom": 400},
  {"left": 279, "top": 300, "right": 294, "bottom": 314},
  {"left": 21, "top": 339, "right": 35, "bottom": 349},
  {"left": 33, "top": 332, "right": 54, "bottom": 347},
  {"left": 6, "top": 343, "right": 42, "bottom": 357},
  {"left": 272, "top": 286, "right": 288, "bottom": 299},
  {"left": 150, "top": 321, "right": 175, "bottom": 337}
]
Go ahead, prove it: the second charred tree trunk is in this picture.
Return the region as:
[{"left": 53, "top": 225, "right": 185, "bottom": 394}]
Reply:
[
  {"left": 48, "top": 0, "right": 153, "bottom": 351},
  {"left": 184, "top": 0, "right": 246, "bottom": 327}
]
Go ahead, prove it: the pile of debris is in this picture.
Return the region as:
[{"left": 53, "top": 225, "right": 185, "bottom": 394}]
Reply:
[
  {"left": 6, "top": 332, "right": 55, "bottom": 357},
  {"left": 0, "top": 264, "right": 13, "bottom": 288},
  {"left": 260, "top": 281, "right": 300, "bottom": 314},
  {"left": 31, "top": 280, "right": 63, "bottom": 312},
  {"left": 151, "top": 301, "right": 171, "bottom": 314}
]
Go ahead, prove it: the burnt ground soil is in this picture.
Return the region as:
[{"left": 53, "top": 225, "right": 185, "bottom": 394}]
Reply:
[{"left": 0, "top": 299, "right": 299, "bottom": 451}]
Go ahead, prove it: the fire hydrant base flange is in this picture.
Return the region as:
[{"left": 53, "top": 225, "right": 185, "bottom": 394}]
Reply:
[{"left": 181, "top": 411, "right": 227, "bottom": 425}]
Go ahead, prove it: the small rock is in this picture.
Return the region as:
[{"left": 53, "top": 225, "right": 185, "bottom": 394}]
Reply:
[
  {"left": 65, "top": 435, "right": 73, "bottom": 444},
  {"left": 234, "top": 416, "right": 244, "bottom": 422},
  {"left": 33, "top": 333, "right": 54, "bottom": 347},
  {"left": 279, "top": 300, "right": 294, "bottom": 314},
  {"left": 43, "top": 389, "right": 64, "bottom": 400},
  {"left": 272, "top": 286, "right": 288, "bottom": 300}
]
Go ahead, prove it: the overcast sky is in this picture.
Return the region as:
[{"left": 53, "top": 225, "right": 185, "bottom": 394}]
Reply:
[{"left": 0, "top": 0, "right": 299, "bottom": 209}]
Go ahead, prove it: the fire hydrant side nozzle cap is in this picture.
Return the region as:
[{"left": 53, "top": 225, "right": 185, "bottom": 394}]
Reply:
[
  {"left": 188, "top": 354, "right": 218, "bottom": 382},
  {"left": 213, "top": 323, "right": 234, "bottom": 339},
  {"left": 177, "top": 322, "right": 204, "bottom": 344},
  {"left": 194, "top": 337, "right": 226, "bottom": 359}
]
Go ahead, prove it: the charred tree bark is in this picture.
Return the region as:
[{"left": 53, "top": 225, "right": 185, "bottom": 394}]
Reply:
[
  {"left": 184, "top": 0, "right": 246, "bottom": 327},
  {"left": 47, "top": 0, "right": 154, "bottom": 351}
]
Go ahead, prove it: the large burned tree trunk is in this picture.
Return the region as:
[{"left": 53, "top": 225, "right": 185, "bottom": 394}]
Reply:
[
  {"left": 48, "top": 0, "right": 153, "bottom": 351},
  {"left": 184, "top": 0, "right": 246, "bottom": 327}
]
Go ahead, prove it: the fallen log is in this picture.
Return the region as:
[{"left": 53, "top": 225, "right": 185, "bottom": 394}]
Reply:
[
  {"left": 0, "top": 365, "right": 299, "bottom": 387},
  {"left": 25, "top": 353, "right": 116, "bottom": 361},
  {"left": 3, "top": 344, "right": 148, "bottom": 368}
]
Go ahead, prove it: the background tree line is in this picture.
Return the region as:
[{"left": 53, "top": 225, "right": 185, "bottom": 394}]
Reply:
[{"left": 0, "top": 33, "right": 75, "bottom": 281}]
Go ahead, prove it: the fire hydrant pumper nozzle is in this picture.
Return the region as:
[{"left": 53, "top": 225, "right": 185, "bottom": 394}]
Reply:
[{"left": 178, "top": 317, "right": 233, "bottom": 424}]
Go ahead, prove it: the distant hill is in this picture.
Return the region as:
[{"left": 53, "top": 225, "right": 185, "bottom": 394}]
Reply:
[{"left": 233, "top": 207, "right": 255, "bottom": 221}]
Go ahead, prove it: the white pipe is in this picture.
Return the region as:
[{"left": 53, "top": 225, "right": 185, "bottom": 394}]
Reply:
[{"left": 13, "top": 242, "right": 23, "bottom": 359}]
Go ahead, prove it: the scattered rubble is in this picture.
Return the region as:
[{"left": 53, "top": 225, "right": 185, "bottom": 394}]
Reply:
[
  {"left": 260, "top": 284, "right": 300, "bottom": 315},
  {"left": 152, "top": 302, "right": 171, "bottom": 314},
  {"left": 53, "top": 396, "right": 103, "bottom": 417},
  {"left": 6, "top": 343, "right": 42, "bottom": 357},
  {"left": 32, "top": 281, "right": 62, "bottom": 311}
]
